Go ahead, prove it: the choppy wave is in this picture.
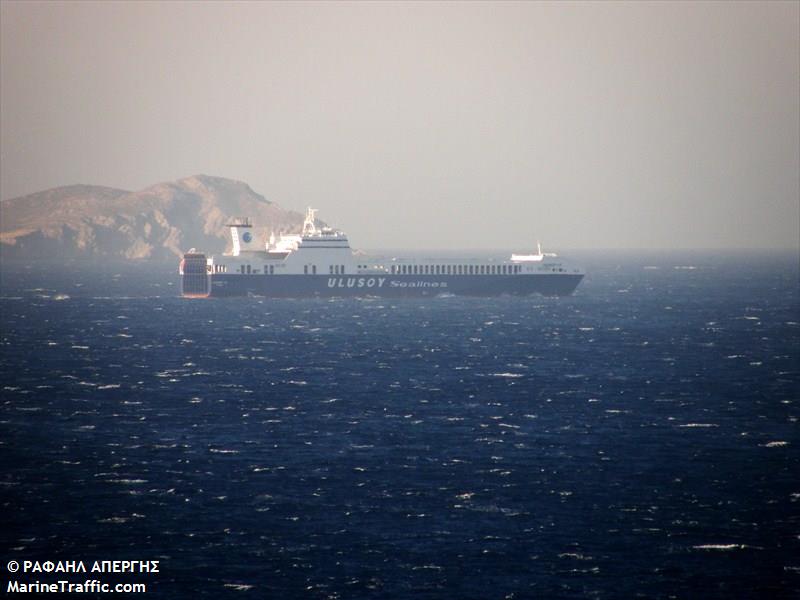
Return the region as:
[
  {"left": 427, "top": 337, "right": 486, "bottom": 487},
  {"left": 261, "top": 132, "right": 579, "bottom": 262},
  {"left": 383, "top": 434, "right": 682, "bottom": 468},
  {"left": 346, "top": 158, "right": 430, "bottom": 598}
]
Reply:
[{"left": 1, "top": 256, "right": 798, "bottom": 598}]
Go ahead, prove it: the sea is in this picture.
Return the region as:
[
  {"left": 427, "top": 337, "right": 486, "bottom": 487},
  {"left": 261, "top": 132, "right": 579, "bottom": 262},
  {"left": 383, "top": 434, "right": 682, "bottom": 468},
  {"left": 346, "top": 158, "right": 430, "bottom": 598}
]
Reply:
[{"left": 1, "top": 250, "right": 798, "bottom": 599}]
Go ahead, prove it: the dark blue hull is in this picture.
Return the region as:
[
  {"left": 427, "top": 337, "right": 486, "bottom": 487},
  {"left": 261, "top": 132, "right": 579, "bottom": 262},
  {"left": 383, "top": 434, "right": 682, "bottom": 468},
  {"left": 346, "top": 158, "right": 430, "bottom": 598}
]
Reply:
[{"left": 203, "top": 273, "right": 583, "bottom": 298}]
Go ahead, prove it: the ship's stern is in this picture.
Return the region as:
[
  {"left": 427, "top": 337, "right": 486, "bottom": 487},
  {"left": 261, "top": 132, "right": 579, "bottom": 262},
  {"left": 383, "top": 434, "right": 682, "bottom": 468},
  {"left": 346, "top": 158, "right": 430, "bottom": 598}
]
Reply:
[{"left": 180, "top": 252, "right": 210, "bottom": 298}]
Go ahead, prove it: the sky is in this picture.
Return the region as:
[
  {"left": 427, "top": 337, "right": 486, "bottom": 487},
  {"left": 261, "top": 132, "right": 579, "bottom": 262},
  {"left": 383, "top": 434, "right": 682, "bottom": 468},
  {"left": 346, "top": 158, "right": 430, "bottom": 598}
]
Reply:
[{"left": 1, "top": 1, "right": 798, "bottom": 250}]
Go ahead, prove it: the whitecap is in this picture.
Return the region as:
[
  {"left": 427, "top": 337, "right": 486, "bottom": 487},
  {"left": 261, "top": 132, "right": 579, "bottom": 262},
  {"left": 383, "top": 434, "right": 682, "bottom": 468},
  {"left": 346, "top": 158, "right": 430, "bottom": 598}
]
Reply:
[
  {"left": 106, "top": 479, "right": 148, "bottom": 485},
  {"left": 223, "top": 583, "right": 254, "bottom": 591},
  {"left": 693, "top": 544, "right": 748, "bottom": 551}
]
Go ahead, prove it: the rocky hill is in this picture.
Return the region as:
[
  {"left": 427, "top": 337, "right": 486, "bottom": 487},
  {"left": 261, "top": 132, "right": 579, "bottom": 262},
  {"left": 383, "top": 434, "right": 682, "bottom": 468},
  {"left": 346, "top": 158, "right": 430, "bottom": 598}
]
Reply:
[{"left": 0, "top": 175, "right": 305, "bottom": 261}]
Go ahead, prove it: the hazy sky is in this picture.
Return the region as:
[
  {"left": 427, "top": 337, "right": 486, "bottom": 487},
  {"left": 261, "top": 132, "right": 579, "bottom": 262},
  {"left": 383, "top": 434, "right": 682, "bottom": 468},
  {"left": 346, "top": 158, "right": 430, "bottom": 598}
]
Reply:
[{"left": 1, "top": 1, "right": 798, "bottom": 249}]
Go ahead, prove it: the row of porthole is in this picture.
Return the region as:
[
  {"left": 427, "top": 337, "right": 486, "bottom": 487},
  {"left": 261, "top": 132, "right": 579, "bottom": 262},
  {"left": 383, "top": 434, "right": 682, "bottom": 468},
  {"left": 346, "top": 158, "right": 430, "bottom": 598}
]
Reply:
[{"left": 391, "top": 264, "right": 521, "bottom": 275}]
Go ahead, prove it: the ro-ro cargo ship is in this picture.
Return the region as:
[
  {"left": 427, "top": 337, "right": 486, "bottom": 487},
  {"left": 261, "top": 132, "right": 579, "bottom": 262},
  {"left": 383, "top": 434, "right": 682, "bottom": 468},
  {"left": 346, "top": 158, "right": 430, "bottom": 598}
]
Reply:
[{"left": 180, "top": 208, "right": 584, "bottom": 298}]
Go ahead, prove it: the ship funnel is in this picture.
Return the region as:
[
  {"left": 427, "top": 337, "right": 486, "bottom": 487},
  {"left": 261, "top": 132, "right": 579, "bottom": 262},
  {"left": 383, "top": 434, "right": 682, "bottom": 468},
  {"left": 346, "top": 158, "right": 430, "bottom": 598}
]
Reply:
[{"left": 227, "top": 217, "right": 256, "bottom": 256}]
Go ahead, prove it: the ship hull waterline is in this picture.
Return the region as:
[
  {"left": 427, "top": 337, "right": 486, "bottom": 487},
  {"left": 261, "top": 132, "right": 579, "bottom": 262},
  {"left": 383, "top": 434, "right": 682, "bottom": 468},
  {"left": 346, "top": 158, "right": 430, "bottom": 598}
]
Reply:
[{"left": 184, "top": 273, "right": 584, "bottom": 298}]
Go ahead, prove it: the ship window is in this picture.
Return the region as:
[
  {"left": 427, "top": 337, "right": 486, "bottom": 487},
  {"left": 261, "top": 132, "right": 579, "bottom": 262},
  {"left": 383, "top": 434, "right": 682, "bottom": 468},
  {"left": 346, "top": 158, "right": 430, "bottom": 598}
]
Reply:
[
  {"left": 330, "top": 265, "right": 334, "bottom": 274},
  {"left": 304, "top": 265, "right": 308, "bottom": 275},
  {"left": 246, "top": 265, "right": 251, "bottom": 274},
  {"left": 270, "top": 265, "right": 274, "bottom": 275},
  {"left": 341, "top": 265, "right": 345, "bottom": 274},
  {"left": 312, "top": 265, "right": 317, "bottom": 275}
]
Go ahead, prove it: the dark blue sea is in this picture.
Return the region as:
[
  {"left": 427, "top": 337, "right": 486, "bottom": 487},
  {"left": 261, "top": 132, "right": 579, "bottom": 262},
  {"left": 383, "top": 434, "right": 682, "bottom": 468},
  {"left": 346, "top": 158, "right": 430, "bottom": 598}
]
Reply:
[{"left": 1, "top": 250, "right": 798, "bottom": 599}]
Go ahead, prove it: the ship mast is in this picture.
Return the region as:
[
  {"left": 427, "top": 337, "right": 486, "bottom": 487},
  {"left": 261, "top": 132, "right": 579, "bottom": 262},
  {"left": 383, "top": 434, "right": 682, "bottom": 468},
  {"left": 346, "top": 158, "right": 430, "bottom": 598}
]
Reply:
[{"left": 302, "top": 207, "right": 318, "bottom": 237}]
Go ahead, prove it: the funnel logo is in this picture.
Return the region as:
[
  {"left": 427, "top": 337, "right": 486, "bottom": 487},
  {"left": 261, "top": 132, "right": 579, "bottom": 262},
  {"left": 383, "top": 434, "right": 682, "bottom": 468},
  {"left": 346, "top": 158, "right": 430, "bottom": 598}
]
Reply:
[{"left": 242, "top": 232, "right": 252, "bottom": 243}]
